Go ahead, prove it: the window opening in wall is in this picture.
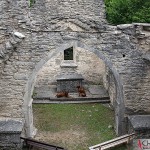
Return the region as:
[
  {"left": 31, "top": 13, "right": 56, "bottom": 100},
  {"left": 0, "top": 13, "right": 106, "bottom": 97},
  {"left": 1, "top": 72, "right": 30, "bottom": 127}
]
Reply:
[
  {"left": 122, "top": 54, "right": 126, "bottom": 57},
  {"left": 64, "top": 47, "right": 73, "bottom": 60}
]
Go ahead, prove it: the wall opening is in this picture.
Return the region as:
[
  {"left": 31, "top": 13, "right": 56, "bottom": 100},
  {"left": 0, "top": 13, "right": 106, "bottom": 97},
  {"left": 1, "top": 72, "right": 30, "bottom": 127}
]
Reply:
[
  {"left": 23, "top": 42, "right": 125, "bottom": 138},
  {"left": 64, "top": 47, "right": 73, "bottom": 60},
  {"left": 122, "top": 54, "right": 126, "bottom": 58},
  {"left": 31, "top": 47, "right": 117, "bottom": 149}
]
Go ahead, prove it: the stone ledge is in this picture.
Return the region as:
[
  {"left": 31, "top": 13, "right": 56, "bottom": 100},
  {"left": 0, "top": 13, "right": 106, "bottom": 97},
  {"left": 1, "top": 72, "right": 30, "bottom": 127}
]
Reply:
[
  {"left": 128, "top": 115, "right": 150, "bottom": 131},
  {"left": 60, "top": 61, "right": 78, "bottom": 68},
  {"left": 56, "top": 73, "right": 83, "bottom": 81},
  {"left": 0, "top": 118, "right": 23, "bottom": 133}
]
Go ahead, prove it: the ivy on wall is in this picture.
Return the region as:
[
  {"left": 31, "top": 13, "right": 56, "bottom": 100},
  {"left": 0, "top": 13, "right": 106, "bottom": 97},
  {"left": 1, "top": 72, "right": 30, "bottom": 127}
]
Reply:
[{"left": 105, "top": 0, "right": 150, "bottom": 25}]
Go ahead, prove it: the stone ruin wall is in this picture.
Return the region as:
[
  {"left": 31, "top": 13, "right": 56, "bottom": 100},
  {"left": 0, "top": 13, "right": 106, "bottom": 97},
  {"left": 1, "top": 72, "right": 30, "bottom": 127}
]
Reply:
[
  {"left": 104, "top": 24, "right": 150, "bottom": 114},
  {"left": 0, "top": 0, "right": 150, "bottom": 141},
  {"left": 0, "top": 0, "right": 30, "bottom": 119},
  {"left": 0, "top": 0, "right": 107, "bottom": 119},
  {"left": 76, "top": 48, "right": 105, "bottom": 85},
  {"left": 35, "top": 47, "right": 106, "bottom": 88},
  {"left": 103, "top": 66, "right": 116, "bottom": 105},
  {"left": 0, "top": 3, "right": 150, "bottom": 119},
  {"left": 29, "top": 0, "right": 106, "bottom": 30},
  {"left": 120, "top": 24, "right": 150, "bottom": 114},
  {"left": 136, "top": 24, "right": 150, "bottom": 53}
]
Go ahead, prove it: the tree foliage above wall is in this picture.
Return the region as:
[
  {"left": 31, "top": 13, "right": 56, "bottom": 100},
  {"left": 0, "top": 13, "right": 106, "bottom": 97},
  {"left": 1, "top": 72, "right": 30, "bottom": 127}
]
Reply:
[{"left": 105, "top": 0, "right": 150, "bottom": 25}]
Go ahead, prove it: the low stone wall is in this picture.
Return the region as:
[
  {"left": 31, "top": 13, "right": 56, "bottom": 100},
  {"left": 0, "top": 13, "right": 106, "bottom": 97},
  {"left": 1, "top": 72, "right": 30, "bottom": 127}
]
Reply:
[
  {"left": 128, "top": 115, "right": 150, "bottom": 138},
  {"left": 0, "top": 119, "right": 23, "bottom": 150}
]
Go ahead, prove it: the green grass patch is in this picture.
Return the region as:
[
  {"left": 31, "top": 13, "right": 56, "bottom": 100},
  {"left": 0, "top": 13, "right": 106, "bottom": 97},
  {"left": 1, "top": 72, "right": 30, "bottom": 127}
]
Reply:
[{"left": 33, "top": 103, "right": 127, "bottom": 150}]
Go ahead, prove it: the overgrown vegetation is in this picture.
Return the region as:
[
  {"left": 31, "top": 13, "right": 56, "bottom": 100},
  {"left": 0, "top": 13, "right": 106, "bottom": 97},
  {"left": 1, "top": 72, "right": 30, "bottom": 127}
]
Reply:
[
  {"left": 105, "top": 0, "right": 150, "bottom": 25},
  {"left": 29, "top": 0, "right": 35, "bottom": 7},
  {"left": 33, "top": 104, "right": 127, "bottom": 150}
]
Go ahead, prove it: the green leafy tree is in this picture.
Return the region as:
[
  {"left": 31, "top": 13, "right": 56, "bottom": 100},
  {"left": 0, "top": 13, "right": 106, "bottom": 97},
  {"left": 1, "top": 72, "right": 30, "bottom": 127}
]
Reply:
[{"left": 105, "top": 0, "right": 150, "bottom": 25}]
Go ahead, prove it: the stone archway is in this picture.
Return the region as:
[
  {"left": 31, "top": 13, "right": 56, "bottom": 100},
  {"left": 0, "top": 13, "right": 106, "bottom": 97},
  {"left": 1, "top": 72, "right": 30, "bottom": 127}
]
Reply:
[{"left": 23, "top": 41, "right": 125, "bottom": 137}]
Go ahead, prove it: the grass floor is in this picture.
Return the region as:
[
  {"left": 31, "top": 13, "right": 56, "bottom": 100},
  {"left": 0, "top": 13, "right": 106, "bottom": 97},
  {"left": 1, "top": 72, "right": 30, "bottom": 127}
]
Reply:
[{"left": 33, "top": 103, "right": 127, "bottom": 150}]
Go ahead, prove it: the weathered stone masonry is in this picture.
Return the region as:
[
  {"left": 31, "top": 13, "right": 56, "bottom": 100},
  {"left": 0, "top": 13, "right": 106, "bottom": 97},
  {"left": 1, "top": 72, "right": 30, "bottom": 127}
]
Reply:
[
  {"left": 0, "top": 0, "right": 150, "bottom": 148},
  {"left": 35, "top": 47, "right": 106, "bottom": 88}
]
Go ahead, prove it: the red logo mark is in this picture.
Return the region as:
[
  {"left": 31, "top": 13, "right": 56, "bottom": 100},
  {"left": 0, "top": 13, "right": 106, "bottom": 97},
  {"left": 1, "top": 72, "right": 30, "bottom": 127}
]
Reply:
[{"left": 138, "top": 140, "right": 143, "bottom": 149}]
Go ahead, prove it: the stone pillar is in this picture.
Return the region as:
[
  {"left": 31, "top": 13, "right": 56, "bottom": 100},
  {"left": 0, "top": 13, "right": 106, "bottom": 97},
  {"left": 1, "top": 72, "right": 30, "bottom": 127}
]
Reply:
[{"left": 24, "top": 99, "right": 37, "bottom": 138}]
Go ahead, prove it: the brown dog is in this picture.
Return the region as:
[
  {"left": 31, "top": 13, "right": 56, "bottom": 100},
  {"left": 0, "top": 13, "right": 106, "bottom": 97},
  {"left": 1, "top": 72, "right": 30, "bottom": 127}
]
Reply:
[
  {"left": 56, "top": 91, "right": 69, "bottom": 98},
  {"left": 76, "top": 86, "right": 86, "bottom": 97}
]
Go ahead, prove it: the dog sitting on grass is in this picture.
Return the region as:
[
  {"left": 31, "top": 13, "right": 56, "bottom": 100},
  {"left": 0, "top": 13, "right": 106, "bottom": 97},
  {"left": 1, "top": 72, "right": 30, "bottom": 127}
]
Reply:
[
  {"left": 76, "top": 85, "right": 86, "bottom": 97},
  {"left": 56, "top": 91, "right": 69, "bottom": 98}
]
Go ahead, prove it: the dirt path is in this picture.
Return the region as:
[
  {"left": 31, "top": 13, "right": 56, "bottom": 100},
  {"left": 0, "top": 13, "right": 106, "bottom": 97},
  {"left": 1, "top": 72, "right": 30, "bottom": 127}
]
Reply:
[{"left": 34, "top": 127, "right": 88, "bottom": 150}]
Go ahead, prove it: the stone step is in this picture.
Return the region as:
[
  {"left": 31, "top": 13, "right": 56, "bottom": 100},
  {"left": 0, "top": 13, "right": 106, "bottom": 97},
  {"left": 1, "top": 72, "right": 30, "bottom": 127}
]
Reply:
[{"left": 33, "top": 97, "right": 110, "bottom": 104}]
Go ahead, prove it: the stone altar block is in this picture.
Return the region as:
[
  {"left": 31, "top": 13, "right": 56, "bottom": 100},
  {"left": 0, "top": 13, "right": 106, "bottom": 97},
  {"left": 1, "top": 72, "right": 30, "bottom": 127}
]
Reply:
[{"left": 56, "top": 73, "right": 84, "bottom": 92}]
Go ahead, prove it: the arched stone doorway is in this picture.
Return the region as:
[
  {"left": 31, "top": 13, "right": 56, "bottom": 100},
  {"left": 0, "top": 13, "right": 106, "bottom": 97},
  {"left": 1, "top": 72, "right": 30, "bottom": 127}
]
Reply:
[{"left": 23, "top": 41, "right": 125, "bottom": 137}]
